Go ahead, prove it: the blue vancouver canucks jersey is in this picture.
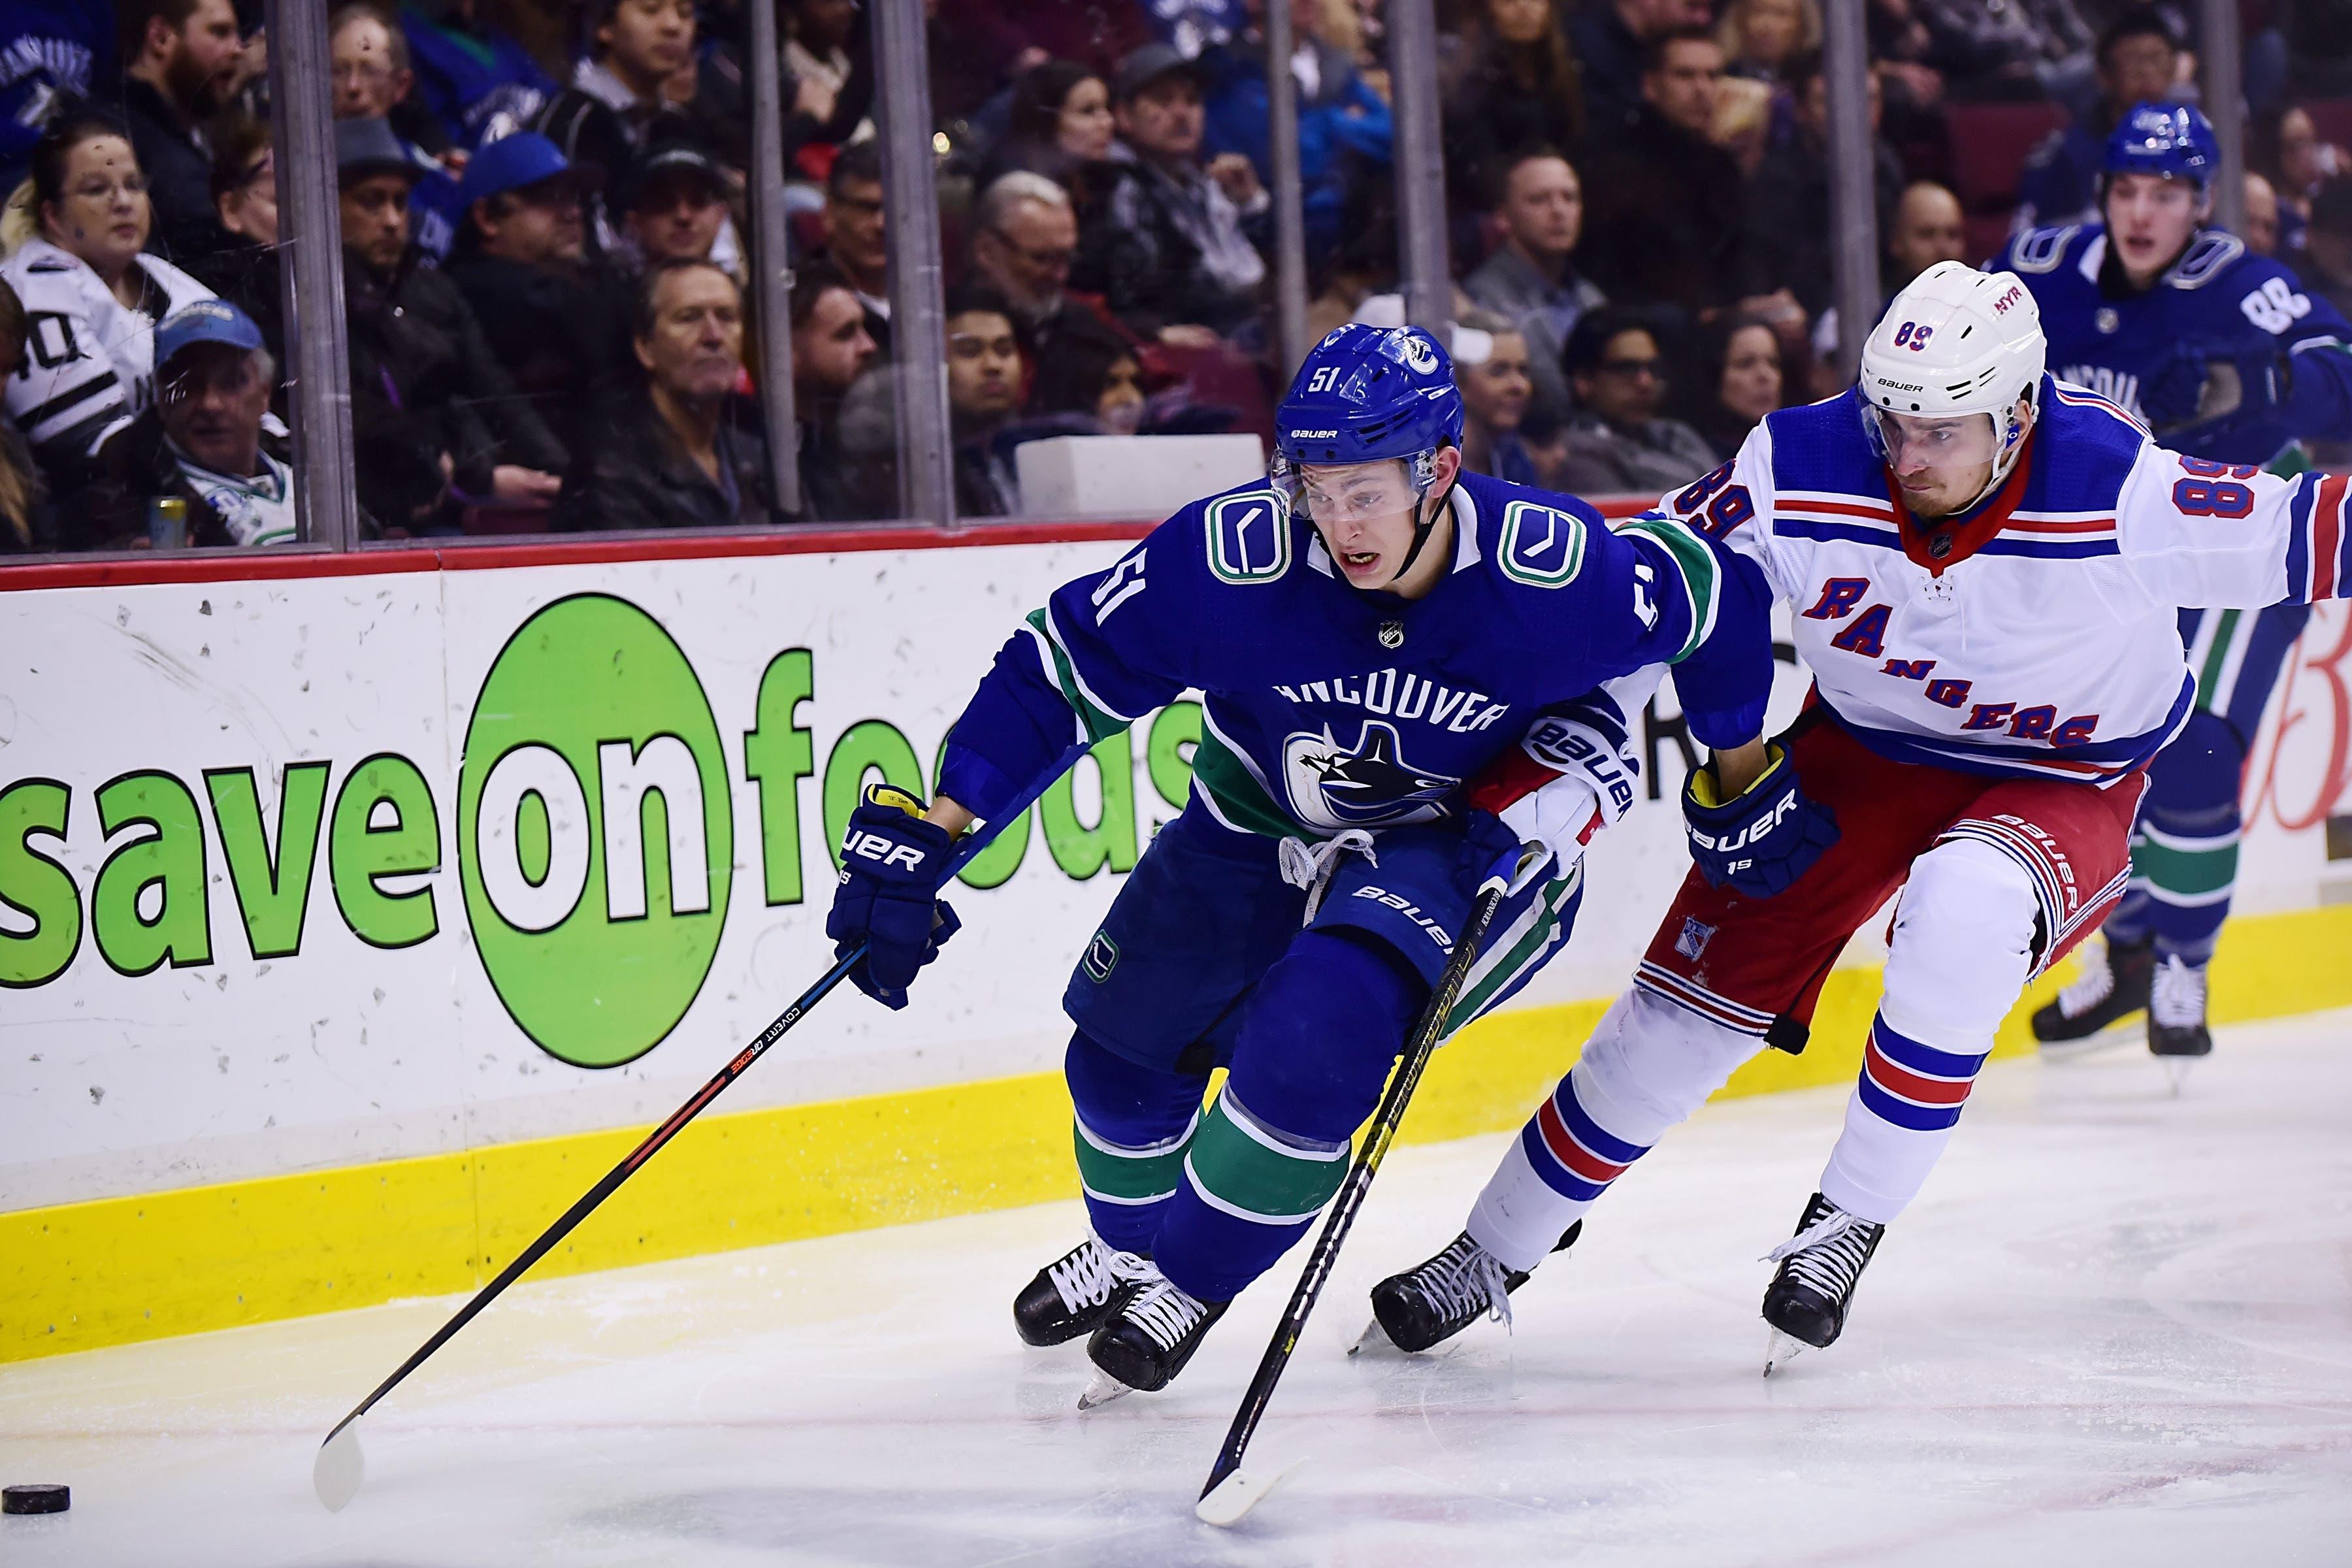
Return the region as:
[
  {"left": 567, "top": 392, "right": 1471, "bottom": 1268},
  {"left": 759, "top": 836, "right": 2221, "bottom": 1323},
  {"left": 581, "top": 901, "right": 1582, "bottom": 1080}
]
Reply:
[
  {"left": 1995, "top": 224, "right": 2352, "bottom": 466},
  {"left": 938, "top": 470, "right": 1774, "bottom": 840}
]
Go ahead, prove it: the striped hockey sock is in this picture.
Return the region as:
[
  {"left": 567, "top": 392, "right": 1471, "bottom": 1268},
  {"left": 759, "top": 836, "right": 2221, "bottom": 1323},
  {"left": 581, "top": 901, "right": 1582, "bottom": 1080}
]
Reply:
[
  {"left": 1822, "top": 1010, "right": 1991, "bottom": 1219},
  {"left": 1147, "top": 1086, "right": 1352, "bottom": 1302},
  {"left": 1072, "top": 1109, "right": 1196, "bottom": 1256}
]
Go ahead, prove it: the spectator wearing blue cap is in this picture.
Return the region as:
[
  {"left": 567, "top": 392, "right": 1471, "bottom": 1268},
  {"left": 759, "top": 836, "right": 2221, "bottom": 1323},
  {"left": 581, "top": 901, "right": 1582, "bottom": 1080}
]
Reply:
[
  {"left": 74, "top": 300, "right": 306, "bottom": 550},
  {"left": 337, "top": 115, "right": 569, "bottom": 532},
  {"left": 447, "top": 131, "right": 636, "bottom": 459}
]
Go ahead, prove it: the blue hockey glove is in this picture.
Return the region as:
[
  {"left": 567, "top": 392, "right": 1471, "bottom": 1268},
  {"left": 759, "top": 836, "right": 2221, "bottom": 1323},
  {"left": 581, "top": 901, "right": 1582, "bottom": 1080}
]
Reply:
[
  {"left": 1681, "top": 745, "right": 1838, "bottom": 898},
  {"left": 1459, "top": 806, "right": 1543, "bottom": 896},
  {"left": 2140, "top": 343, "right": 2213, "bottom": 431},
  {"left": 826, "top": 783, "right": 963, "bottom": 1009}
]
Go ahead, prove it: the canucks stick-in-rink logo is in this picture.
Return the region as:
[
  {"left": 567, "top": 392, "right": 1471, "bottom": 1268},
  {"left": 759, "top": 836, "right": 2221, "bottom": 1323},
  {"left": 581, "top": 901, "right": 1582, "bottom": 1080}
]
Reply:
[{"left": 1280, "top": 719, "right": 1460, "bottom": 830}]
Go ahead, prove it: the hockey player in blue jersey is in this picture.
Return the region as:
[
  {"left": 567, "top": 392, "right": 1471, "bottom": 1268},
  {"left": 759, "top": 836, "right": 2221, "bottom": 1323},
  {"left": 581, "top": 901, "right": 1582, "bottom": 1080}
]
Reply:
[
  {"left": 2000, "top": 103, "right": 2352, "bottom": 1061},
  {"left": 823, "top": 323, "right": 1786, "bottom": 1403}
]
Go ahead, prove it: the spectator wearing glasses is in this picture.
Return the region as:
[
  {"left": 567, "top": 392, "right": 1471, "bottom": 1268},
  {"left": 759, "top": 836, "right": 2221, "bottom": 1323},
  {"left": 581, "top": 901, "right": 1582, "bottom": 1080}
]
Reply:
[
  {"left": 560, "top": 257, "right": 774, "bottom": 531},
  {"left": 77, "top": 299, "right": 302, "bottom": 549},
  {"left": 787, "top": 260, "right": 879, "bottom": 521},
  {"left": 1464, "top": 148, "right": 1607, "bottom": 425},
  {"left": 1452, "top": 310, "right": 1541, "bottom": 486},
  {"left": 817, "top": 141, "right": 890, "bottom": 350},
  {"left": 107, "top": 0, "right": 253, "bottom": 265},
  {"left": 336, "top": 116, "right": 566, "bottom": 532},
  {"left": 969, "top": 172, "right": 1124, "bottom": 389},
  {"left": 331, "top": 3, "right": 467, "bottom": 263},
  {"left": 1552, "top": 306, "right": 1716, "bottom": 495},
  {"left": 1076, "top": 43, "right": 1269, "bottom": 345},
  {"left": 446, "top": 131, "right": 632, "bottom": 458},
  {"left": 1, "top": 112, "right": 216, "bottom": 484},
  {"left": 1579, "top": 28, "right": 1759, "bottom": 322}
]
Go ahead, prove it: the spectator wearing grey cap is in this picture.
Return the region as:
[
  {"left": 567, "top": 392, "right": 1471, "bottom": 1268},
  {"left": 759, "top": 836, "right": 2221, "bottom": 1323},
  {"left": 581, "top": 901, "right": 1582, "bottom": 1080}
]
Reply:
[
  {"left": 336, "top": 116, "right": 568, "bottom": 532},
  {"left": 1070, "top": 42, "right": 1270, "bottom": 345},
  {"left": 74, "top": 300, "right": 309, "bottom": 550}
]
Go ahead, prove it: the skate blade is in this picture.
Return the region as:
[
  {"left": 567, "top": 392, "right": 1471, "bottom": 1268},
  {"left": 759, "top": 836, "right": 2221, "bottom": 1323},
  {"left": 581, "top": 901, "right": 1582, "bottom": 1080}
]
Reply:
[
  {"left": 312, "top": 1424, "right": 366, "bottom": 1512},
  {"left": 1076, "top": 1369, "right": 1135, "bottom": 1411},
  {"left": 1196, "top": 1458, "right": 1307, "bottom": 1527},
  {"left": 1347, "top": 1316, "right": 1391, "bottom": 1356},
  {"left": 2037, "top": 1027, "right": 2138, "bottom": 1063},
  {"left": 2159, "top": 1056, "right": 2198, "bottom": 1096},
  {"left": 1762, "top": 1328, "right": 1812, "bottom": 1378}
]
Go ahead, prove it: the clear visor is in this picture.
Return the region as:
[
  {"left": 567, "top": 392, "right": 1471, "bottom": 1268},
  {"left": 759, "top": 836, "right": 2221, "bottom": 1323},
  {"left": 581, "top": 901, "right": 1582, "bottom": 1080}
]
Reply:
[
  {"left": 1866, "top": 406, "right": 2000, "bottom": 474},
  {"left": 1275, "top": 457, "right": 1424, "bottom": 525}
]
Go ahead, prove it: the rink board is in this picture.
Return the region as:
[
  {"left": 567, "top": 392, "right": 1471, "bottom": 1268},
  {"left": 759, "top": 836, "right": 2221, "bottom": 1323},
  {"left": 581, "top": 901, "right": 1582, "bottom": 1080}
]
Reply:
[{"left": 8, "top": 529, "right": 2352, "bottom": 1362}]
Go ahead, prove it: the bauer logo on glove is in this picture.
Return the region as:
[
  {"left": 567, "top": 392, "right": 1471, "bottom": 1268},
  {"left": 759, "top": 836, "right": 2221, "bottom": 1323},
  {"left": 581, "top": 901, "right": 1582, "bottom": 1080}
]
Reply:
[
  {"left": 1680, "top": 745, "right": 1839, "bottom": 898},
  {"left": 825, "top": 783, "right": 964, "bottom": 1009}
]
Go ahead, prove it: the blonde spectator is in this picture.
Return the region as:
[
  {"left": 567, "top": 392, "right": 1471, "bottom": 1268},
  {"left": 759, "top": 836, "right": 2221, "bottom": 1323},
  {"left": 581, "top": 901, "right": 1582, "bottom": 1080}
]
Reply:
[{"left": 1718, "top": 0, "right": 1818, "bottom": 86}]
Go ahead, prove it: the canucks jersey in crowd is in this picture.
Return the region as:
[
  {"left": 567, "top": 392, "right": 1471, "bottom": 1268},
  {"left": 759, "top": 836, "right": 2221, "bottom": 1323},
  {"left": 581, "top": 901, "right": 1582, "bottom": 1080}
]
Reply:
[{"left": 1994, "top": 220, "right": 2352, "bottom": 466}]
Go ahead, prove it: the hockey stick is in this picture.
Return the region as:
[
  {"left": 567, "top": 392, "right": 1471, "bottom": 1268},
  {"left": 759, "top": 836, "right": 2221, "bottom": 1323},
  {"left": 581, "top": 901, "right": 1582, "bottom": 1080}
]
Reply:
[
  {"left": 313, "top": 789, "right": 1041, "bottom": 1513},
  {"left": 1195, "top": 851, "right": 1529, "bottom": 1527}
]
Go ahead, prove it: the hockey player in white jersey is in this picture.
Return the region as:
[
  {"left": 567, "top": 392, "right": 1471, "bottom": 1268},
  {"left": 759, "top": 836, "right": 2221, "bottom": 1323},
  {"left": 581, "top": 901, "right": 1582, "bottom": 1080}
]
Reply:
[{"left": 1367, "top": 260, "right": 2352, "bottom": 1368}]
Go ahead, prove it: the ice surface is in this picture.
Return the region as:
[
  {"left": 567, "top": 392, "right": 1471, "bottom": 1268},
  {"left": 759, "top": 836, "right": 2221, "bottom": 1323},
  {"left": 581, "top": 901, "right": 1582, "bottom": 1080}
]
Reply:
[{"left": 5, "top": 1010, "right": 2351, "bottom": 1567}]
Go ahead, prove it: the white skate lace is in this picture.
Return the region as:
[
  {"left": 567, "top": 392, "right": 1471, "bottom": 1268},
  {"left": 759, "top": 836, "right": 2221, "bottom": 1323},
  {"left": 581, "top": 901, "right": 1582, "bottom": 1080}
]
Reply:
[
  {"left": 1277, "top": 828, "right": 1377, "bottom": 923},
  {"left": 1763, "top": 1203, "right": 1881, "bottom": 1304},
  {"left": 1120, "top": 1275, "right": 1215, "bottom": 1350},
  {"left": 2055, "top": 941, "right": 2117, "bottom": 1018},
  {"left": 1413, "top": 1234, "right": 1518, "bottom": 1330},
  {"left": 2150, "top": 955, "right": 2208, "bottom": 1029},
  {"left": 1046, "top": 1238, "right": 1154, "bottom": 1315}
]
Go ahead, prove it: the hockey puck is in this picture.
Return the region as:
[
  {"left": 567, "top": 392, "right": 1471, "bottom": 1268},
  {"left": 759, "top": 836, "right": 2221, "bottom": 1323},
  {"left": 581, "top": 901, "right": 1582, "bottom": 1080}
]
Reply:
[{"left": 3, "top": 1484, "right": 69, "bottom": 1514}]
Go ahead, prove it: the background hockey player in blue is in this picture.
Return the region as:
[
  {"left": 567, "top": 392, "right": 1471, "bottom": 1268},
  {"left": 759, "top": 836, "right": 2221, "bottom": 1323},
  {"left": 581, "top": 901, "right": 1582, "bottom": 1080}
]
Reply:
[
  {"left": 1998, "top": 104, "right": 2352, "bottom": 1061},
  {"left": 824, "top": 323, "right": 1779, "bottom": 1403}
]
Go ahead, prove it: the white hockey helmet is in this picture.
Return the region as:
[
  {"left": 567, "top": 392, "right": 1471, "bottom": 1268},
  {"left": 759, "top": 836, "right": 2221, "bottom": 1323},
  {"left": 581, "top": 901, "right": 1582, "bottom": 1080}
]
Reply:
[{"left": 1859, "top": 261, "right": 2046, "bottom": 504}]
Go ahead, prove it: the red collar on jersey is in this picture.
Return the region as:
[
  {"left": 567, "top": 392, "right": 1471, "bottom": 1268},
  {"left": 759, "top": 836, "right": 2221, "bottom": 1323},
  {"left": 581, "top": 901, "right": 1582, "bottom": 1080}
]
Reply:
[{"left": 1886, "top": 430, "right": 2038, "bottom": 578}]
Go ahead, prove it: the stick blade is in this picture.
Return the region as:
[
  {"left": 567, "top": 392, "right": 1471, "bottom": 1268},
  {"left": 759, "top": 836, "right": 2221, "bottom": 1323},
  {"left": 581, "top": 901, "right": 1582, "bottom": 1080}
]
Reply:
[
  {"left": 313, "top": 1424, "right": 365, "bottom": 1512},
  {"left": 1195, "top": 1458, "right": 1305, "bottom": 1527}
]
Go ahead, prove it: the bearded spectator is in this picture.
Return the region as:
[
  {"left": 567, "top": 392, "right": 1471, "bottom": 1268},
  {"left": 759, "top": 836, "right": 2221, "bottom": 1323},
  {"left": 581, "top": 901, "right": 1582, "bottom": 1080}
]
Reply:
[
  {"left": 109, "top": 0, "right": 250, "bottom": 264},
  {"left": 331, "top": 3, "right": 466, "bottom": 261},
  {"left": 969, "top": 172, "right": 1127, "bottom": 384},
  {"left": 787, "top": 261, "right": 879, "bottom": 521}
]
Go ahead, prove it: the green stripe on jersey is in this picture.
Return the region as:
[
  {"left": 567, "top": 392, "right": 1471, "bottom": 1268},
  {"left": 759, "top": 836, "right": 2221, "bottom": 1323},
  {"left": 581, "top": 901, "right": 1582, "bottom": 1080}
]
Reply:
[
  {"left": 2132, "top": 836, "right": 2240, "bottom": 898},
  {"left": 1072, "top": 1114, "right": 1193, "bottom": 1205},
  {"left": 1189, "top": 724, "right": 1309, "bottom": 840},
  {"left": 2195, "top": 608, "right": 2242, "bottom": 708},
  {"left": 1184, "top": 1091, "right": 1350, "bottom": 1225},
  {"left": 1618, "top": 514, "right": 1720, "bottom": 661},
  {"left": 1025, "top": 608, "right": 1127, "bottom": 743}
]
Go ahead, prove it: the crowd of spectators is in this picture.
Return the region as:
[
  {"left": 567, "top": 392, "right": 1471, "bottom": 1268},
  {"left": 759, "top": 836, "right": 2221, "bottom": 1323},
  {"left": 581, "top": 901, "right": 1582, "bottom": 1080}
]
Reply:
[{"left": 5, "top": 0, "right": 2352, "bottom": 552}]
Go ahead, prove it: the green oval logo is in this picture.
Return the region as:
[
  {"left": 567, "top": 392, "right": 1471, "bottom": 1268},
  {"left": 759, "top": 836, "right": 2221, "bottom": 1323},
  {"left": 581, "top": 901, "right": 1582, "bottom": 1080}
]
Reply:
[{"left": 459, "top": 594, "right": 732, "bottom": 1068}]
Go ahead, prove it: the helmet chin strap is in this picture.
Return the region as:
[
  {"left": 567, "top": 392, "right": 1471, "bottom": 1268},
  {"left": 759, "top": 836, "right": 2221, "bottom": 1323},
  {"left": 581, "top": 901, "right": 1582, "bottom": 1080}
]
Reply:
[{"left": 1373, "top": 451, "right": 1456, "bottom": 591}]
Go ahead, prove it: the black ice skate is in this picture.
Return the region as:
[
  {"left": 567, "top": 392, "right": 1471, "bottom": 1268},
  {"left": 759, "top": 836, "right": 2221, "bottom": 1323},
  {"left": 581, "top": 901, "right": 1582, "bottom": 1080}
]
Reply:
[
  {"left": 1760, "top": 1193, "right": 1884, "bottom": 1375},
  {"left": 1358, "top": 1223, "right": 1582, "bottom": 1354},
  {"left": 2148, "top": 954, "right": 2213, "bottom": 1090},
  {"left": 2031, "top": 934, "right": 2153, "bottom": 1055},
  {"left": 1077, "top": 1274, "right": 1228, "bottom": 1407},
  {"left": 1013, "top": 1236, "right": 1157, "bottom": 1347}
]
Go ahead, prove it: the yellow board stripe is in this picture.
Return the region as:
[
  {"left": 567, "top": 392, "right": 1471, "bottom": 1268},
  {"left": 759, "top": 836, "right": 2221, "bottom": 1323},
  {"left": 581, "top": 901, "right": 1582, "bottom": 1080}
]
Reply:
[{"left": 10, "top": 902, "right": 2352, "bottom": 1364}]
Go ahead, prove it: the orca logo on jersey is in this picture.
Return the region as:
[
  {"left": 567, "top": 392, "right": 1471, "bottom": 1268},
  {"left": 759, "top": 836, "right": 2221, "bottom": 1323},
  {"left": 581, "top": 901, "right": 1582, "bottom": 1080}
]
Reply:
[{"left": 1281, "top": 719, "right": 1461, "bottom": 829}]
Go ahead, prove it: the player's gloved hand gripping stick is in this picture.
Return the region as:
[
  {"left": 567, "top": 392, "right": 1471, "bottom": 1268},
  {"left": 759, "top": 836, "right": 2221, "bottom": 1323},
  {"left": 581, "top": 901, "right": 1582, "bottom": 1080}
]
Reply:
[
  {"left": 312, "top": 781, "right": 1026, "bottom": 1513},
  {"left": 1681, "top": 742, "right": 1839, "bottom": 898},
  {"left": 1196, "top": 840, "right": 1542, "bottom": 1527}
]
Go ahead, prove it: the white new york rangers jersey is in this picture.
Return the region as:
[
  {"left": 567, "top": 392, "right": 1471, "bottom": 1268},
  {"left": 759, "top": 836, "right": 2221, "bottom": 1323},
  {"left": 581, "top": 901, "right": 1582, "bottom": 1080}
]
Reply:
[{"left": 1645, "top": 376, "right": 2352, "bottom": 787}]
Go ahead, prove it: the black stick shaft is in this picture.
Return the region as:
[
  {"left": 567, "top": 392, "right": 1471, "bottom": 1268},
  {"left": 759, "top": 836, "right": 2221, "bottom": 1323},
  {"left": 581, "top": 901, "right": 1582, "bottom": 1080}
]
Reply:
[
  {"left": 321, "top": 946, "right": 865, "bottom": 1448},
  {"left": 1199, "top": 882, "right": 1507, "bottom": 1501},
  {"left": 319, "top": 774, "right": 1056, "bottom": 1452}
]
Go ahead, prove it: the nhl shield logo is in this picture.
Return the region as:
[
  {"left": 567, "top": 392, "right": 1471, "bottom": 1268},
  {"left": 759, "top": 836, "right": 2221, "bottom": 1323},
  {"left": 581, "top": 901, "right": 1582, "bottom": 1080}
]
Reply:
[
  {"left": 2095, "top": 307, "right": 2119, "bottom": 335},
  {"left": 1378, "top": 619, "right": 1405, "bottom": 649}
]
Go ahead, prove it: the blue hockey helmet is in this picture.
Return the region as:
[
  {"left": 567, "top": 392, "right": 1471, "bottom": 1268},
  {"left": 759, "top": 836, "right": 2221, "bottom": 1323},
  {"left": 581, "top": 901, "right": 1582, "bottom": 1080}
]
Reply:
[
  {"left": 1274, "top": 323, "right": 1465, "bottom": 480},
  {"left": 2103, "top": 101, "right": 2219, "bottom": 189}
]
